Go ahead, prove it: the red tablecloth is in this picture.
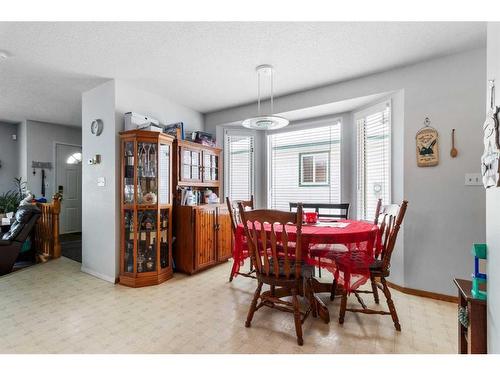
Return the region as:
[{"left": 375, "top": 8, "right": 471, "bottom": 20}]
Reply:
[{"left": 232, "top": 220, "right": 379, "bottom": 292}]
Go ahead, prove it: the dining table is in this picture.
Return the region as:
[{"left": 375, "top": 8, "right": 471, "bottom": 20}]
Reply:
[{"left": 232, "top": 219, "right": 380, "bottom": 323}]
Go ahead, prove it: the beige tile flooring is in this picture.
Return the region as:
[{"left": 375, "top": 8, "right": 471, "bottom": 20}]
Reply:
[{"left": 0, "top": 257, "right": 457, "bottom": 354}]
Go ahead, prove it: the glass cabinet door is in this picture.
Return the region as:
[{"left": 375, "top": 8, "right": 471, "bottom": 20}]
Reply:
[
  {"left": 203, "top": 151, "right": 219, "bottom": 182},
  {"left": 159, "top": 209, "right": 169, "bottom": 269},
  {"left": 180, "top": 147, "right": 202, "bottom": 182},
  {"left": 191, "top": 151, "right": 200, "bottom": 181},
  {"left": 137, "top": 142, "right": 158, "bottom": 205},
  {"left": 137, "top": 210, "right": 157, "bottom": 273},
  {"left": 123, "top": 141, "right": 135, "bottom": 204},
  {"left": 124, "top": 210, "right": 134, "bottom": 273},
  {"left": 158, "top": 143, "right": 170, "bottom": 205}
]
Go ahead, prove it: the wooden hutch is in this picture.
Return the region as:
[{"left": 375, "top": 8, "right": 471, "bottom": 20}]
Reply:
[
  {"left": 173, "top": 138, "right": 232, "bottom": 274},
  {"left": 119, "top": 130, "right": 175, "bottom": 287}
]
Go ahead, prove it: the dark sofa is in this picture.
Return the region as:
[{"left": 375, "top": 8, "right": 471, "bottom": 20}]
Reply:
[{"left": 0, "top": 205, "right": 41, "bottom": 276}]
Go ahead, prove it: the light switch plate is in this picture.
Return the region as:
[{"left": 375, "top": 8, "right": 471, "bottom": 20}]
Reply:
[
  {"left": 465, "top": 173, "right": 482, "bottom": 186},
  {"left": 97, "top": 177, "right": 106, "bottom": 187}
]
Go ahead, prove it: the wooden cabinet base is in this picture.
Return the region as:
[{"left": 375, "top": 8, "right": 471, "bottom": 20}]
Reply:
[
  {"left": 173, "top": 204, "right": 232, "bottom": 275},
  {"left": 175, "top": 259, "right": 229, "bottom": 275},
  {"left": 119, "top": 269, "right": 173, "bottom": 288}
]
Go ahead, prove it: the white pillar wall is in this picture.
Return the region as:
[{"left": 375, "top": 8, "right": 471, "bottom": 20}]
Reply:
[
  {"left": 81, "top": 80, "right": 120, "bottom": 282},
  {"left": 486, "top": 22, "right": 500, "bottom": 354}
]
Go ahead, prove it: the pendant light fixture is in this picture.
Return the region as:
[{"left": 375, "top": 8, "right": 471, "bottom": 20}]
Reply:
[{"left": 242, "top": 64, "right": 289, "bottom": 130}]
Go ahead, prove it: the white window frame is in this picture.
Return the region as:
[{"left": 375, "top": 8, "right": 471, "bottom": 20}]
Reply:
[
  {"left": 223, "top": 128, "right": 256, "bottom": 201},
  {"left": 299, "top": 151, "right": 330, "bottom": 186},
  {"left": 355, "top": 100, "right": 392, "bottom": 220}
]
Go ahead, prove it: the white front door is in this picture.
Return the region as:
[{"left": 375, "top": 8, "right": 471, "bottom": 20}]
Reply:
[{"left": 56, "top": 144, "right": 82, "bottom": 234}]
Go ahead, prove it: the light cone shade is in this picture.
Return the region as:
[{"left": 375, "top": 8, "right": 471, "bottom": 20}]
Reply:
[{"left": 241, "top": 115, "right": 289, "bottom": 130}]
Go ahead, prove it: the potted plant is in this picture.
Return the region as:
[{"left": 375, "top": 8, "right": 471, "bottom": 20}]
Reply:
[{"left": 0, "top": 178, "right": 28, "bottom": 216}]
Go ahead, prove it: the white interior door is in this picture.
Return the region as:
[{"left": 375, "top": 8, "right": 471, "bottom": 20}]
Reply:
[{"left": 56, "top": 144, "right": 82, "bottom": 234}]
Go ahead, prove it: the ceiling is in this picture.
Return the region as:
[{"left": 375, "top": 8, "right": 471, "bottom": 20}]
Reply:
[{"left": 0, "top": 22, "right": 486, "bottom": 126}]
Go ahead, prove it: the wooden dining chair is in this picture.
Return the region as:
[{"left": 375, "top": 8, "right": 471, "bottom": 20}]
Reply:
[
  {"left": 338, "top": 200, "right": 408, "bottom": 331},
  {"left": 239, "top": 203, "right": 313, "bottom": 346},
  {"left": 291, "top": 202, "right": 350, "bottom": 278},
  {"left": 289, "top": 202, "right": 350, "bottom": 221},
  {"left": 373, "top": 198, "right": 383, "bottom": 224},
  {"left": 226, "top": 196, "right": 255, "bottom": 282}
]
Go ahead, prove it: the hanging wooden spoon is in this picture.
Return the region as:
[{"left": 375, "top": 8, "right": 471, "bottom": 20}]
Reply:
[{"left": 450, "top": 129, "right": 458, "bottom": 158}]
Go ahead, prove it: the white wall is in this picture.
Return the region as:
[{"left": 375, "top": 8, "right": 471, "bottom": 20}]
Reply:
[
  {"left": 486, "top": 22, "right": 500, "bottom": 354},
  {"left": 0, "top": 122, "right": 19, "bottom": 193},
  {"left": 206, "top": 48, "right": 486, "bottom": 295},
  {"left": 17, "top": 121, "right": 27, "bottom": 184},
  {"left": 81, "top": 80, "right": 203, "bottom": 282},
  {"left": 115, "top": 81, "right": 204, "bottom": 133},
  {"left": 24, "top": 120, "right": 81, "bottom": 200}
]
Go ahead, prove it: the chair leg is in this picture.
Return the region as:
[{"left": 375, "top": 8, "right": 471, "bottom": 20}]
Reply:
[
  {"left": 381, "top": 278, "right": 401, "bottom": 331},
  {"left": 370, "top": 275, "right": 380, "bottom": 304},
  {"left": 330, "top": 279, "right": 337, "bottom": 301},
  {"left": 229, "top": 259, "right": 238, "bottom": 282},
  {"left": 245, "top": 281, "right": 263, "bottom": 328},
  {"left": 291, "top": 287, "right": 304, "bottom": 346},
  {"left": 317, "top": 257, "right": 322, "bottom": 278},
  {"left": 305, "top": 277, "right": 317, "bottom": 318},
  {"left": 339, "top": 289, "right": 348, "bottom": 325}
]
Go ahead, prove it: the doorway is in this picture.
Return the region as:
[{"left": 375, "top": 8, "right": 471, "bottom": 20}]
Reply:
[{"left": 55, "top": 143, "right": 82, "bottom": 263}]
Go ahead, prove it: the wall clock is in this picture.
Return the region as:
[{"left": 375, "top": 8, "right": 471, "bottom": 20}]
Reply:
[
  {"left": 416, "top": 117, "right": 439, "bottom": 167},
  {"left": 90, "top": 119, "right": 103, "bottom": 136},
  {"left": 481, "top": 80, "right": 500, "bottom": 188}
]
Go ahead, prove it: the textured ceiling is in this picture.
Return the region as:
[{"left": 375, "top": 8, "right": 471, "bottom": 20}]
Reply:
[{"left": 0, "top": 22, "right": 486, "bottom": 126}]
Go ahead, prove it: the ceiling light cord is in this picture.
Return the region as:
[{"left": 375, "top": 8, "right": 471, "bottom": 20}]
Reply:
[
  {"left": 257, "top": 69, "right": 261, "bottom": 116},
  {"left": 242, "top": 64, "right": 289, "bottom": 130},
  {"left": 270, "top": 67, "right": 274, "bottom": 115}
]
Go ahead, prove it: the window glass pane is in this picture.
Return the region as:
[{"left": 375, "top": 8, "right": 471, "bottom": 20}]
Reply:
[
  {"left": 226, "top": 134, "right": 254, "bottom": 201},
  {"left": 269, "top": 123, "right": 341, "bottom": 210},
  {"left": 315, "top": 154, "right": 328, "bottom": 183},
  {"left": 302, "top": 155, "right": 314, "bottom": 183},
  {"left": 66, "top": 152, "right": 82, "bottom": 164},
  {"left": 356, "top": 102, "right": 391, "bottom": 220}
]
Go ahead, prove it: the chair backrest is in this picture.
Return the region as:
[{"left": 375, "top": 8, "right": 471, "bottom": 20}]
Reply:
[
  {"left": 239, "top": 203, "right": 303, "bottom": 279},
  {"left": 375, "top": 200, "right": 408, "bottom": 271},
  {"left": 226, "top": 195, "right": 254, "bottom": 233},
  {"left": 373, "top": 198, "right": 383, "bottom": 225},
  {"left": 289, "top": 202, "right": 349, "bottom": 220}
]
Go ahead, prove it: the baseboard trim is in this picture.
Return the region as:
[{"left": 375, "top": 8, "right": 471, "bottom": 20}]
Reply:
[
  {"left": 386, "top": 281, "right": 458, "bottom": 303},
  {"left": 80, "top": 266, "right": 116, "bottom": 284}
]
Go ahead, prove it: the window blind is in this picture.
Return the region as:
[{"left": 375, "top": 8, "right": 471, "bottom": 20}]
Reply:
[
  {"left": 268, "top": 122, "right": 341, "bottom": 210},
  {"left": 356, "top": 101, "right": 391, "bottom": 220},
  {"left": 225, "top": 133, "right": 254, "bottom": 201}
]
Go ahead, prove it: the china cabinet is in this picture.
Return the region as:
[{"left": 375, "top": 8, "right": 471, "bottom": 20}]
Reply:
[
  {"left": 172, "top": 139, "right": 232, "bottom": 274},
  {"left": 119, "top": 130, "right": 174, "bottom": 287}
]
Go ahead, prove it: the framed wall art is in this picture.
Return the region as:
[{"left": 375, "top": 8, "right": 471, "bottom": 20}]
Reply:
[{"left": 416, "top": 117, "right": 439, "bottom": 167}]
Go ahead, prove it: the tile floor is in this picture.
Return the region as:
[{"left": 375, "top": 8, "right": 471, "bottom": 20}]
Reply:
[{"left": 0, "top": 257, "right": 457, "bottom": 353}]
